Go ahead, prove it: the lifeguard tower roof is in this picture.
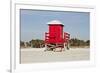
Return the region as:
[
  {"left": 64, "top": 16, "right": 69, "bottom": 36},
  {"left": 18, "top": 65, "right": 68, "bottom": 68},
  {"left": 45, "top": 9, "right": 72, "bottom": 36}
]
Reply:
[{"left": 47, "top": 20, "right": 64, "bottom": 26}]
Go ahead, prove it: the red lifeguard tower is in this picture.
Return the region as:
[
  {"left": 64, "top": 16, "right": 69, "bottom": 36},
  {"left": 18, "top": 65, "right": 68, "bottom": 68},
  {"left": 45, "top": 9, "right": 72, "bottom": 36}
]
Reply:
[{"left": 45, "top": 20, "right": 70, "bottom": 51}]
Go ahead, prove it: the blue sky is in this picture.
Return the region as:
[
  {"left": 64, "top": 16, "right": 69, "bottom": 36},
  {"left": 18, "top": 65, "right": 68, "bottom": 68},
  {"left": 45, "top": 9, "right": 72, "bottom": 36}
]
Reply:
[{"left": 20, "top": 9, "right": 90, "bottom": 42}]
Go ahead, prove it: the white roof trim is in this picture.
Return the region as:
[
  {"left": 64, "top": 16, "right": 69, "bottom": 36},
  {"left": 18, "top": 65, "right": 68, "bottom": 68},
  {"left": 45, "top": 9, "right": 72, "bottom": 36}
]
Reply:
[{"left": 47, "top": 20, "right": 63, "bottom": 24}]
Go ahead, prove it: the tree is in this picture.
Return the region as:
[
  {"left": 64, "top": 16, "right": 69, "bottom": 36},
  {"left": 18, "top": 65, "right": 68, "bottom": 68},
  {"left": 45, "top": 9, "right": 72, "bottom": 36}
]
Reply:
[
  {"left": 20, "top": 41, "right": 25, "bottom": 48},
  {"left": 29, "top": 39, "right": 45, "bottom": 48},
  {"left": 86, "top": 40, "right": 90, "bottom": 46},
  {"left": 69, "top": 38, "right": 87, "bottom": 47}
]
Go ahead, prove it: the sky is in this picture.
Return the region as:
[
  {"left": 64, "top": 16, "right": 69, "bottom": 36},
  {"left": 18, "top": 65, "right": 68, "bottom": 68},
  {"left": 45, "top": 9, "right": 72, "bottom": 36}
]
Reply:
[{"left": 20, "top": 9, "right": 90, "bottom": 42}]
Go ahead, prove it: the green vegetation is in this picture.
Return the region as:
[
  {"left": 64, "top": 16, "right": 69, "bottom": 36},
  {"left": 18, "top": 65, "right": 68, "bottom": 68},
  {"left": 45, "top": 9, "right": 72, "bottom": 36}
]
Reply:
[
  {"left": 20, "top": 38, "right": 90, "bottom": 48},
  {"left": 69, "top": 38, "right": 90, "bottom": 48},
  {"left": 20, "top": 39, "right": 45, "bottom": 48},
  {"left": 29, "top": 39, "right": 45, "bottom": 48}
]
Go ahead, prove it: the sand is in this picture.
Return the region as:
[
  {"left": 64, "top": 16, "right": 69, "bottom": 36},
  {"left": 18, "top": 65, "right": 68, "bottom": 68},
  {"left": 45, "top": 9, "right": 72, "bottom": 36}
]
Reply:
[{"left": 20, "top": 48, "right": 90, "bottom": 64}]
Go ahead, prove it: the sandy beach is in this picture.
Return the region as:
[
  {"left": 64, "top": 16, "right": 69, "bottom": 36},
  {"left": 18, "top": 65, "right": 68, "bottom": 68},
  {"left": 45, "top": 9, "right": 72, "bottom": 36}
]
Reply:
[{"left": 20, "top": 48, "right": 90, "bottom": 64}]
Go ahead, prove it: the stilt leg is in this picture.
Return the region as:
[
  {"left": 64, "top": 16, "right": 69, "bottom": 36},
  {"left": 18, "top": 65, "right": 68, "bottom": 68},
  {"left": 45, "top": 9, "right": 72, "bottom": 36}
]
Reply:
[
  {"left": 64, "top": 43, "right": 66, "bottom": 51},
  {"left": 67, "top": 42, "right": 69, "bottom": 50},
  {"left": 44, "top": 44, "right": 47, "bottom": 51}
]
